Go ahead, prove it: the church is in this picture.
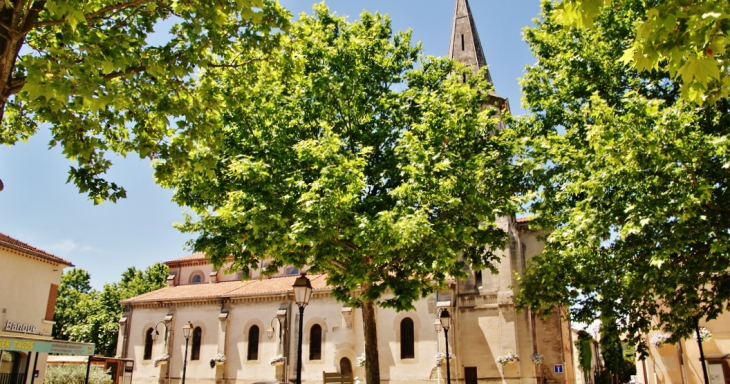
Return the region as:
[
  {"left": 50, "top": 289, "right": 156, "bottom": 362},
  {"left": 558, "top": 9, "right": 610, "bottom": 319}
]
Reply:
[{"left": 116, "top": 2, "right": 576, "bottom": 384}]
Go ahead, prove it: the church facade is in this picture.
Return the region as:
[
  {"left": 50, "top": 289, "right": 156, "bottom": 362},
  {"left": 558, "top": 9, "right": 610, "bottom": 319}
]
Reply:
[{"left": 116, "top": 2, "right": 576, "bottom": 384}]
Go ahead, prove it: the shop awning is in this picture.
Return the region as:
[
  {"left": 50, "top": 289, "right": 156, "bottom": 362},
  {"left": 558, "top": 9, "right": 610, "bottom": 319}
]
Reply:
[{"left": 0, "top": 335, "right": 95, "bottom": 356}]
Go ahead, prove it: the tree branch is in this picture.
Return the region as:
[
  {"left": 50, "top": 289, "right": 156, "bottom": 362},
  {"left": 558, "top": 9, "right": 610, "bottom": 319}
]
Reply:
[
  {"left": 332, "top": 237, "right": 359, "bottom": 251},
  {"left": 702, "top": 202, "right": 730, "bottom": 213},
  {"left": 30, "top": 0, "right": 150, "bottom": 29},
  {"left": 101, "top": 65, "right": 146, "bottom": 80}
]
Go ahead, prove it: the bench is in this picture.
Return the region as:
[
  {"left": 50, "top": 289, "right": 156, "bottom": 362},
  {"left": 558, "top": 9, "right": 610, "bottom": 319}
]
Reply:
[{"left": 323, "top": 372, "right": 353, "bottom": 384}]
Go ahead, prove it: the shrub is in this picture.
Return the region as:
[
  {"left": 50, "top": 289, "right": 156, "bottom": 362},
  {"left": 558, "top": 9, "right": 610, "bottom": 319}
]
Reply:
[{"left": 45, "top": 364, "right": 113, "bottom": 384}]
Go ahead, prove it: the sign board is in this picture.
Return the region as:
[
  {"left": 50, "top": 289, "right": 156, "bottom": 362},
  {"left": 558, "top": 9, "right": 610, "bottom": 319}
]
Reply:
[
  {"left": 554, "top": 364, "right": 564, "bottom": 374},
  {"left": 5, "top": 320, "right": 39, "bottom": 335},
  {"left": 0, "top": 336, "right": 95, "bottom": 356}
]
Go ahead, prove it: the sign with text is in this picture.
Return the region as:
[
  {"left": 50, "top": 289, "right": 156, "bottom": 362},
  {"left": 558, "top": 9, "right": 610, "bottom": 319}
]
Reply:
[
  {"left": 554, "top": 364, "right": 564, "bottom": 374},
  {"left": 0, "top": 336, "right": 94, "bottom": 356},
  {"left": 4, "top": 320, "right": 38, "bottom": 335}
]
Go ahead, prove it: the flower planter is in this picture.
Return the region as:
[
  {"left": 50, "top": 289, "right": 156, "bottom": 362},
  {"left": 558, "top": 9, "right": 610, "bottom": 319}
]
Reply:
[
  {"left": 215, "top": 361, "right": 225, "bottom": 366},
  {"left": 497, "top": 352, "right": 520, "bottom": 367}
]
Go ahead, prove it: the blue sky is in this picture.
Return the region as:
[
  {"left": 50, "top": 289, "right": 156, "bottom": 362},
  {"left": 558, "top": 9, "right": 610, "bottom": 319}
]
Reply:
[{"left": 0, "top": 0, "right": 541, "bottom": 288}]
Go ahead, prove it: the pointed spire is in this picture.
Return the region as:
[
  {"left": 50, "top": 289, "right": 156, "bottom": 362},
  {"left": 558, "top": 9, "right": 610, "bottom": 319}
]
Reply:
[
  {"left": 448, "top": 0, "right": 492, "bottom": 83},
  {"left": 448, "top": 0, "right": 509, "bottom": 110}
]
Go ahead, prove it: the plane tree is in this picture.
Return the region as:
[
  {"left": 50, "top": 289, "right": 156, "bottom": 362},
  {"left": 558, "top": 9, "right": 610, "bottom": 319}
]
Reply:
[
  {"left": 551, "top": 0, "right": 730, "bottom": 104},
  {"left": 0, "top": 0, "right": 289, "bottom": 203},
  {"left": 514, "top": 0, "right": 730, "bottom": 359},
  {"left": 161, "top": 5, "right": 520, "bottom": 383}
]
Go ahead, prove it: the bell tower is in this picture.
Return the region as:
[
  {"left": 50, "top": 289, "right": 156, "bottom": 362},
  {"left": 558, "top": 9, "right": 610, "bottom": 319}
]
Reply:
[
  {"left": 444, "top": 2, "right": 574, "bottom": 384},
  {"left": 448, "top": 0, "right": 509, "bottom": 110}
]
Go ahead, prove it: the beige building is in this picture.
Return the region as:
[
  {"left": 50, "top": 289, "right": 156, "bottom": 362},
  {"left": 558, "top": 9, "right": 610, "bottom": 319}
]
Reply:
[
  {"left": 637, "top": 316, "right": 730, "bottom": 384},
  {"left": 0, "top": 232, "right": 73, "bottom": 384},
  {"left": 117, "top": 219, "right": 574, "bottom": 384},
  {"left": 117, "top": 2, "right": 576, "bottom": 384},
  {"left": 570, "top": 329, "right": 602, "bottom": 384}
]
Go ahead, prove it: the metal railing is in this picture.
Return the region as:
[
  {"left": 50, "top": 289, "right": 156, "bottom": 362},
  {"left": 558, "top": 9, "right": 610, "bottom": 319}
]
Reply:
[{"left": 0, "top": 373, "right": 27, "bottom": 384}]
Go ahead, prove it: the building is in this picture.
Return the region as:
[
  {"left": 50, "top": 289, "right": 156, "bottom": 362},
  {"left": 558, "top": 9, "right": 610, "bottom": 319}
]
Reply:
[
  {"left": 0, "top": 232, "right": 74, "bottom": 384},
  {"left": 570, "top": 329, "right": 602, "bottom": 384},
  {"left": 116, "top": 1, "right": 576, "bottom": 384},
  {"left": 117, "top": 219, "right": 573, "bottom": 384},
  {"left": 636, "top": 316, "right": 730, "bottom": 384}
]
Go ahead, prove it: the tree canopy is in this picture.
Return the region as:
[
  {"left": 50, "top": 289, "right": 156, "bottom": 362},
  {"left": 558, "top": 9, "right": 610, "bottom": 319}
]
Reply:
[
  {"left": 553, "top": 0, "right": 730, "bottom": 104},
  {"left": 53, "top": 263, "right": 169, "bottom": 356},
  {"left": 162, "top": 5, "right": 519, "bottom": 383},
  {"left": 0, "top": 0, "right": 289, "bottom": 203},
  {"left": 515, "top": 0, "right": 730, "bottom": 355}
]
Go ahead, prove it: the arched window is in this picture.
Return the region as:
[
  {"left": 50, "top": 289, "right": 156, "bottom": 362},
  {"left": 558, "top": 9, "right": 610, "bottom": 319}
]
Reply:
[
  {"left": 309, "top": 324, "right": 322, "bottom": 360},
  {"left": 190, "top": 273, "right": 203, "bottom": 284},
  {"left": 143, "top": 328, "right": 154, "bottom": 360},
  {"left": 247, "top": 325, "right": 259, "bottom": 360},
  {"left": 400, "top": 318, "right": 414, "bottom": 359},
  {"left": 340, "top": 357, "right": 352, "bottom": 376},
  {"left": 191, "top": 327, "right": 202, "bottom": 361}
]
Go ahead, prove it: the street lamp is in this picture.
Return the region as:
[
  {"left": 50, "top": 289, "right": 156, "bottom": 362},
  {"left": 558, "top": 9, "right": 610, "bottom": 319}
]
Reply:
[
  {"left": 151, "top": 321, "right": 169, "bottom": 346},
  {"left": 438, "top": 309, "right": 452, "bottom": 384},
  {"left": 293, "top": 274, "right": 312, "bottom": 384},
  {"left": 182, "top": 321, "right": 193, "bottom": 384}
]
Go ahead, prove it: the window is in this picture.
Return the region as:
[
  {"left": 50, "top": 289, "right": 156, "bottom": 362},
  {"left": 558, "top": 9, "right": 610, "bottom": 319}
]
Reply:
[
  {"left": 461, "top": 34, "right": 465, "bottom": 51},
  {"left": 144, "top": 328, "right": 154, "bottom": 360},
  {"left": 191, "top": 274, "right": 203, "bottom": 284},
  {"left": 400, "top": 318, "right": 414, "bottom": 359},
  {"left": 285, "top": 267, "right": 300, "bottom": 276},
  {"left": 475, "top": 270, "right": 483, "bottom": 288},
  {"left": 191, "top": 327, "right": 202, "bottom": 360},
  {"left": 309, "top": 324, "right": 322, "bottom": 360},
  {"left": 248, "top": 325, "right": 259, "bottom": 360}
]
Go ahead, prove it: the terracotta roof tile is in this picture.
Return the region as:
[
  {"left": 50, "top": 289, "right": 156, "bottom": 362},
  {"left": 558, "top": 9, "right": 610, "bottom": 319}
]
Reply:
[
  {"left": 165, "top": 252, "right": 207, "bottom": 264},
  {"left": 122, "top": 274, "right": 330, "bottom": 304},
  {"left": 515, "top": 217, "right": 530, "bottom": 224},
  {"left": 0, "top": 232, "right": 73, "bottom": 266}
]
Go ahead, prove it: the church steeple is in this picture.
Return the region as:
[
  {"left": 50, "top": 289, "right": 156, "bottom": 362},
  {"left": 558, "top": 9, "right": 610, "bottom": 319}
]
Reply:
[
  {"left": 448, "top": 0, "right": 508, "bottom": 108},
  {"left": 448, "top": 0, "right": 492, "bottom": 83}
]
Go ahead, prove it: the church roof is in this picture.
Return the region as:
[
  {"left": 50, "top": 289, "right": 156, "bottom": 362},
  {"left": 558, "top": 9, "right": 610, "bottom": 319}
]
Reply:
[
  {"left": 121, "top": 273, "right": 329, "bottom": 304},
  {"left": 0, "top": 232, "right": 73, "bottom": 266}
]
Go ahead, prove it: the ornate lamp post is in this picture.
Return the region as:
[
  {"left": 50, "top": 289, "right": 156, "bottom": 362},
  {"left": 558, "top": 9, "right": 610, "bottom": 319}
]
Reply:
[
  {"left": 182, "top": 321, "right": 193, "bottom": 384},
  {"left": 438, "top": 309, "right": 452, "bottom": 384},
  {"left": 151, "top": 321, "right": 169, "bottom": 346},
  {"left": 292, "top": 274, "right": 312, "bottom": 384}
]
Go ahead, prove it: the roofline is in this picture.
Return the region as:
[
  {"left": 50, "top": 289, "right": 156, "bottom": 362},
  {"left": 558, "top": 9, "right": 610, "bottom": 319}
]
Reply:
[
  {"left": 0, "top": 239, "right": 73, "bottom": 267},
  {"left": 121, "top": 274, "right": 329, "bottom": 305},
  {"left": 121, "top": 287, "right": 331, "bottom": 305}
]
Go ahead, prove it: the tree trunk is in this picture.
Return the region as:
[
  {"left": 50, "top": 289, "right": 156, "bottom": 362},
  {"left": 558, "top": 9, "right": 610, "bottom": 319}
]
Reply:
[
  {"left": 695, "top": 323, "right": 710, "bottom": 384},
  {"left": 0, "top": 0, "right": 46, "bottom": 122},
  {"left": 362, "top": 299, "right": 380, "bottom": 384}
]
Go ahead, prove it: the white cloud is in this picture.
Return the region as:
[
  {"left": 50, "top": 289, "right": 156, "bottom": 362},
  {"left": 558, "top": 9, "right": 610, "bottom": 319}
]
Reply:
[
  {"left": 45, "top": 239, "right": 94, "bottom": 255},
  {"left": 46, "top": 239, "right": 78, "bottom": 254}
]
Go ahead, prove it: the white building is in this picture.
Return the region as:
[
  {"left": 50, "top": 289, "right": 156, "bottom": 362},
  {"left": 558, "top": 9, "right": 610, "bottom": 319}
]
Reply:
[
  {"left": 117, "top": 2, "right": 577, "bottom": 384},
  {"left": 0, "top": 232, "right": 74, "bottom": 384},
  {"left": 117, "top": 219, "right": 574, "bottom": 384}
]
